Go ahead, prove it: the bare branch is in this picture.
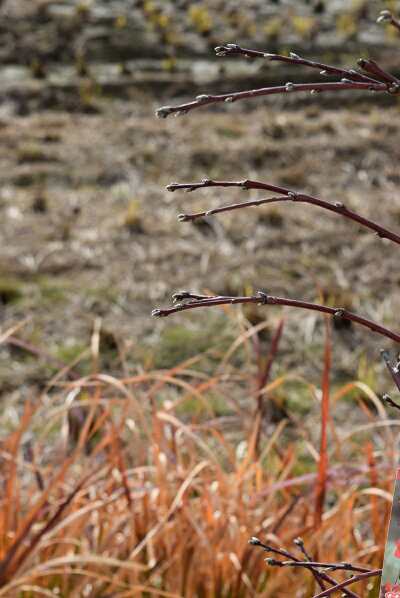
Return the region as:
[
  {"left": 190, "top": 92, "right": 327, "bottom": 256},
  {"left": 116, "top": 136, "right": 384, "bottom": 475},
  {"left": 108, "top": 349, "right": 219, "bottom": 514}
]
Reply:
[
  {"left": 357, "top": 58, "right": 400, "bottom": 89},
  {"left": 266, "top": 560, "right": 370, "bottom": 573},
  {"left": 249, "top": 538, "right": 359, "bottom": 598},
  {"left": 152, "top": 291, "right": 400, "bottom": 345},
  {"left": 214, "top": 44, "right": 381, "bottom": 85},
  {"left": 380, "top": 393, "right": 400, "bottom": 411},
  {"left": 155, "top": 41, "right": 400, "bottom": 119},
  {"left": 156, "top": 80, "right": 388, "bottom": 119},
  {"left": 377, "top": 10, "right": 400, "bottom": 34},
  {"left": 312, "top": 570, "right": 381, "bottom": 598},
  {"left": 167, "top": 178, "right": 400, "bottom": 246}
]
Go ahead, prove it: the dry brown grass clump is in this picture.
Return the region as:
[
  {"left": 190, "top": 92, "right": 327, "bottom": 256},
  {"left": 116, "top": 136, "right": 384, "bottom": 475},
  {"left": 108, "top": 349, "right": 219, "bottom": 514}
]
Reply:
[{"left": 0, "top": 316, "right": 395, "bottom": 596}]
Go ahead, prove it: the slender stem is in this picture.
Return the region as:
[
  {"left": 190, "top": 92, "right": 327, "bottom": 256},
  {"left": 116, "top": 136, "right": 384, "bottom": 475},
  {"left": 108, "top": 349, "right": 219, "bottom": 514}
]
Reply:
[
  {"left": 274, "top": 561, "right": 370, "bottom": 573},
  {"left": 152, "top": 292, "right": 400, "bottom": 344},
  {"left": 312, "top": 570, "right": 381, "bottom": 598},
  {"left": 382, "top": 350, "right": 400, "bottom": 391},
  {"left": 357, "top": 58, "right": 400, "bottom": 88},
  {"left": 381, "top": 393, "right": 400, "bottom": 411},
  {"left": 378, "top": 10, "right": 400, "bottom": 33},
  {"left": 215, "top": 44, "right": 381, "bottom": 85},
  {"left": 168, "top": 178, "right": 400, "bottom": 246},
  {"left": 249, "top": 538, "right": 359, "bottom": 597},
  {"left": 156, "top": 80, "right": 388, "bottom": 118}
]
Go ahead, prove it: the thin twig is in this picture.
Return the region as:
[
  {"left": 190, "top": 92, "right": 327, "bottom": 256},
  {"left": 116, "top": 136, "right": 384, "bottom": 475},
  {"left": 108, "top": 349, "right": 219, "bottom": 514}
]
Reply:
[
  {"left": 152, "top": 291, "right": 400, "bottom": 345},
  {"left": 357, "top": 58, "right": 400, "bottom": 88},
  {"left": 312, "top": 569, "right": 382, "bottom": 598},
  {"left": 168, "top": 179, "right": 400, "bottom": 246},
  {"left": 249, "top": 538, "right": 359, "bottom": 598},
  {"left": 380, "top": 393, "right": 400, "bottom": 411},
  {"left": 266, "top": 560, "right": 370, "bottom": 573},
  {"left": 377, "top": 10, "right": 400, "bottom": 34},
  {"left": 215, "top": 44, "right": 381, "bottom": 85},
  {"left": 156, "top": 80, "right": 388, "bottom": 119}
]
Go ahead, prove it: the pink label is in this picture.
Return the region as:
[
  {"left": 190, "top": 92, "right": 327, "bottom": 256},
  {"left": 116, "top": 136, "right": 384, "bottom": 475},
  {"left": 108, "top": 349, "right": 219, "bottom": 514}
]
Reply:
[{"left": 380, "top": 468, "right": 400, "bottom": 597}]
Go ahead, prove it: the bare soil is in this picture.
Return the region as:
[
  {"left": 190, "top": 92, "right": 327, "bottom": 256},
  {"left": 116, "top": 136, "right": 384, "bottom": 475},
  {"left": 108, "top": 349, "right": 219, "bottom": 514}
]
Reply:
[{"left": 1, "top": 85, "right": 400, "bottom": 394}]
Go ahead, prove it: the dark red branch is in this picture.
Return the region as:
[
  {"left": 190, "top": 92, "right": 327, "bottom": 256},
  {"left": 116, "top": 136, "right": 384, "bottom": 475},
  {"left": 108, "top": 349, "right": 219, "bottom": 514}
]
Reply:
[
  {"left": 267, "top": 560, "right": 370, "bottom": 573},
  {"left": 377, "top": 10, "right": 400, "bottom": 34},
  {"left": 248, "top": 538, "right": 359, "bottom": 597},
  {"left": 156, "top": 80, "right": 388, "bottom": 119},
  {"left": 357, "top": 58, "right": 400, "bottom": 89},
  {"left": 215, "top": 44, "right": 381, "bottom": 85},
  {"left": 167, "top": 178, "right": 400, "bottom": 246},
  {"left": 312, "top": 570, "right": 381, "bottom": 598},
  {"left": 152, "top": 291, "right": 400, "bottom": 344}
]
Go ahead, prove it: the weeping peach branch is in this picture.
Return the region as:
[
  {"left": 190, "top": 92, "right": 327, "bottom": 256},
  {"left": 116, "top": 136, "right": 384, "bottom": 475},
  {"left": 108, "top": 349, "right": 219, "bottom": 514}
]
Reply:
[{"left": 152, "top": 8, "right": 400, "bottom": 597}]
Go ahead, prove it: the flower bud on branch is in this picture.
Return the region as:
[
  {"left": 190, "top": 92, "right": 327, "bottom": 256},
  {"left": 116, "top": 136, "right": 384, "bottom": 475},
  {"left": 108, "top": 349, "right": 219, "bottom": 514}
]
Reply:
[
  {"left": 166, "top": 178, "right": 400, "bottom": 246},
  {"left": 377, "top": 10, "right": 400, "bottom": 33},
  {"left": 152, "top": 291, "right": 400, "bottom": 344},
  {"left": 155, "top": 43, "right": 400, "bottom": 119}
]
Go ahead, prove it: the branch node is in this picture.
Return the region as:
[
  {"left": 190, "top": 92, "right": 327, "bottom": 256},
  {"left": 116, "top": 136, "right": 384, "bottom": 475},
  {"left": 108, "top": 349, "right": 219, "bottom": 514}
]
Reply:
[
  {"left": 249, "top": 537, "right": 262, "bottom": 546},
  {"left": 257, "top": 291, "right": 269, "bottom": 305},
  {"left": 334, "top": 309, "right": 345, "bottom": 318},
  {"left": 196, "top": 94, "right": 211, "bottom": 103},
  {"left": 172, "top": 291, "right": 191, "bottom": 302},
  {"left": 155, "top": 106, "right": 173, "bottom": 119},
  {"left": 377, "top": 10, "right": 392, "bottom": 23},
  {"left": 285, "top": 82, "right": 295, "bottom": 92},
  {"left": 265, "top": 557, "right": 282, "bottom": 566}
]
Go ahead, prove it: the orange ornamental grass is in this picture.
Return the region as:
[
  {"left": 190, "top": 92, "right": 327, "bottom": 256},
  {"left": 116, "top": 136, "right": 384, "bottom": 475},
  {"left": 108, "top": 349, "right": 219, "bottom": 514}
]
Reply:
[{"left": 0, "top": 316, "right": 396, "bottom": 596}]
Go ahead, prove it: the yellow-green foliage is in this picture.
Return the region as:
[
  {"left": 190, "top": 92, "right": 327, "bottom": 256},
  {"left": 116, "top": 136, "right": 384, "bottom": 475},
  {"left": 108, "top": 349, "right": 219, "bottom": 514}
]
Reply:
[
  {"left": 336, "top": 13, "right": 358, "bottom": 38},
  {"left": 263, "top": 16, "right": 283, "bottom": 41},
  {"left": 122, "top": 200, "right": 144, "bottom": 233},
  {"left": 188, "top": 5, "right": 213, "bottom": 34},
  {"left": 291, "top": 15, "right": 315, "bottom": 39}
]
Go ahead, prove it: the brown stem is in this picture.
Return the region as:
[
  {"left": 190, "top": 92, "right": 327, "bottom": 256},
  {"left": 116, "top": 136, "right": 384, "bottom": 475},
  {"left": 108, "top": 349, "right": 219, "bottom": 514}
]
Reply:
[
  {"left": 167, "top": 178, "right": 400, "bottom": 246},
  {"left": 215, "top": 44, "right": 381, "bottom": 85},
  {"left": 357, "top": 58, "right": 400, "bottom": 89},
  {"left": 312, "top": 569, "right": 381, "bottom": 598},
  {"left": 249, "top": 538, "right": 359, "bottom": 598},
  {"left": 152, "top": 292, "right": 400, "bottom": 344},
  {"left": 270, "top": 560, "right": 370, "bottom": 573},
  {"left": 377, "top": 10, "right": 400, "bottom": 34},
  {"left": 381, "top": 393, "right": 400, "bottom": 411},
  {"left": 156, "top": 80, "right": 388, "bottom": 119}
]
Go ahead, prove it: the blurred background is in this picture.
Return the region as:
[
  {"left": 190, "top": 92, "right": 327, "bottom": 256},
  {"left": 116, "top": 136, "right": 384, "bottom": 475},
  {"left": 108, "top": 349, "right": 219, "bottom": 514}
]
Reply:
[
  {"left": 1, "top": 0, "right": 400, "bottom": 395},
  {"left": 1, "top": 1, "right": 400, "bottom": 596}
]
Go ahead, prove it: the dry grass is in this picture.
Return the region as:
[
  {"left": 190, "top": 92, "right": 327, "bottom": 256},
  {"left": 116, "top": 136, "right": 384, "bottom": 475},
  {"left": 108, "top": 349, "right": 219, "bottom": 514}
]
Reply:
[{"left": 0, "top": 313, "right": 396, "bottom": 597}]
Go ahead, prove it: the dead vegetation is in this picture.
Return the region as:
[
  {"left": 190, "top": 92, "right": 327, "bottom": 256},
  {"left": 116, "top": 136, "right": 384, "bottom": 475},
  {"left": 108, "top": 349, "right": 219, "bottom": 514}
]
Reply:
[{"left": 0, "top": 321, "right": 396, "bottom": 596}]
